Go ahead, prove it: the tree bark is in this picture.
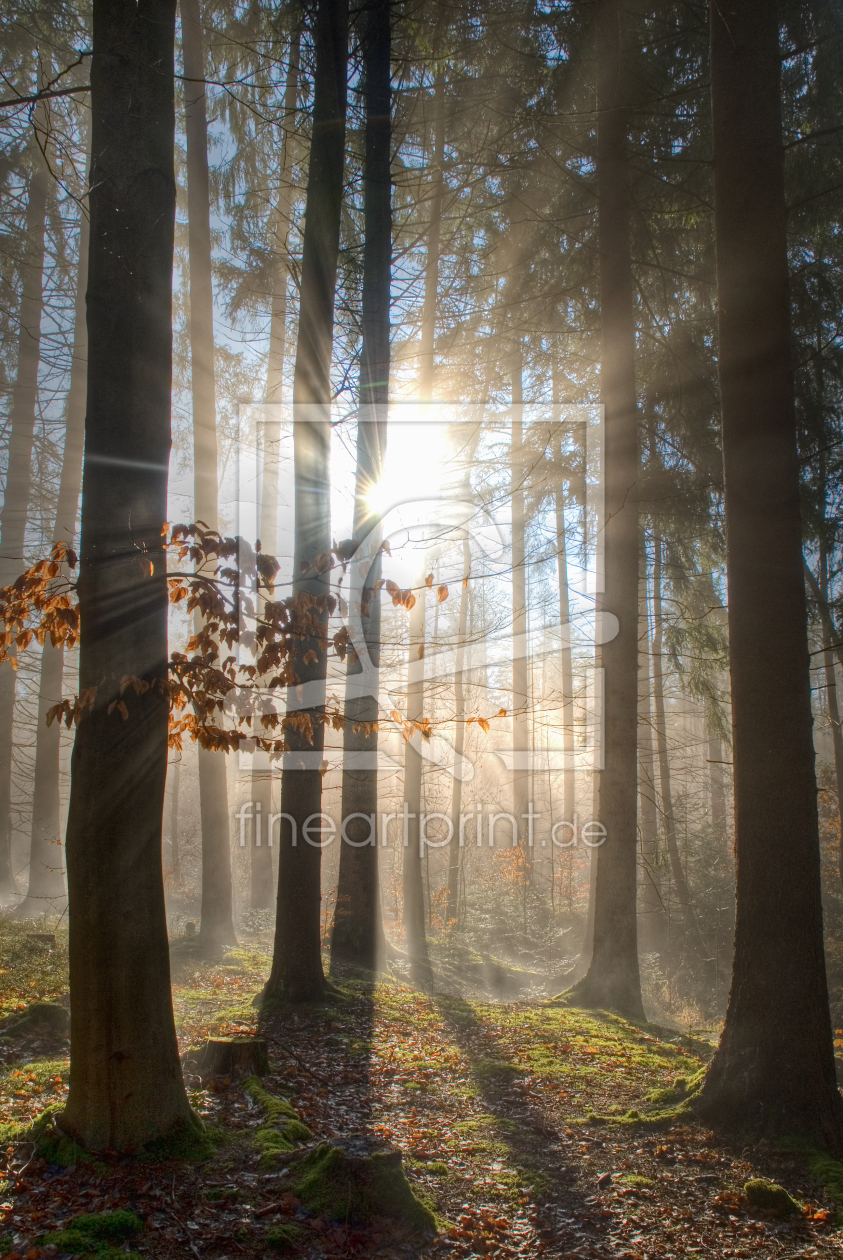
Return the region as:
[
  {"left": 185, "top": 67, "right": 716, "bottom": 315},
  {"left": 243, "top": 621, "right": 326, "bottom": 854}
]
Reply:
[
  {"left": 331, "top": 0, "right": 390, "bottom": 969},
  {"left": 511, "top": 349, "right": 530, "bottom": 881},
  {"left": 707, "top": 728, "right": 728, "bottom": 836},
  {"left": 823, "top": 642, "right": 843, "bottom": 887},
  {"left": 417, "top": 70, "right": 445, "bottom": 401},
  {"left": 168, "top": 756, "right": 181, "bottom": 872},
  {"left": 446, "top": 536, "right": 471, "bottom": 925},
  {"left": 804, "top": 559, "right": 843, "bottom": 887},
  {"left": 16, "top": 185, "right": 89, "bottom": 918},
  {"left": 568, "top": 0, "right": 643, "bottom": 1019},
  {"left": 694, "top": 0, "right": 843, "bottom": 1147},
  {"left": 181, "top": 0, "right": 237, "bottom": 951},
  {"left": 651, "top": 532, "right": 707, "bottom": 963},
  {"left": 554, "top": 450, "right": 575, "bottom": 829},
  {"left": 0, "top": 127, "right": 49, "bottom": 896},
  {"left": 251, "top": 25, "right": 301, "bottom": 910},
  {"left": 265, "top": 26, "right": 301, "bottom": 405},
  {"left": 402, "top": 581, "right": 432, "bottom": 983},
  {"left": 637, "top": 555, "right": 666, "bottom": 955},
  {"left": 60, "top": 0, "right": 198, "bottom": 1152},
  {"left": 265, "top": 0, "right": 349, "bottom": 1003}
]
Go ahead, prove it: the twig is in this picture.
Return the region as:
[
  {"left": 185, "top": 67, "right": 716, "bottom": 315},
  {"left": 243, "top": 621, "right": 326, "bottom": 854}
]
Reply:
[{"left": 273, "top": 1041, "right": 331, "bottom": 1088}]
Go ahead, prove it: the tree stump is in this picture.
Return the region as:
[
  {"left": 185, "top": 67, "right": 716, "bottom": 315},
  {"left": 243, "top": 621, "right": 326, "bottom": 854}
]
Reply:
[
  {"left": 293, "top": 1136, "right": 437, "bottom": 1233},
  {"left": 182, "top": 1037, "right": 269, "bottom": 1081},
  {"left": 2, "top": 1002, "right": 69, "bottom": 1036}
]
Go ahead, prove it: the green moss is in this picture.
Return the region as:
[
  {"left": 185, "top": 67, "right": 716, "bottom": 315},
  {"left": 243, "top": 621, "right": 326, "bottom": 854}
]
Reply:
[
  {"left": 0, "top": 916, "right": 69, "bottom": 1018},
  {"left": 0, "top": 1058, "right": 69, "bottom": 1091},
  {"left": 622, "top": 1174, "right": 653, "bottom": 1188},
  {"left": 646, "top": 1067, "right": 705, "bottom": 1108},
  {"left": 744, "top": 1177, "right": 802, "bottom": 1216},
  {"left": 293, "top": 1139, "right": 436, "bottom": 1233},
  {"left": 202, "top": 1185, "right": 240, "bottom": 1202},
  {"left": 473, "top": 1058, "right": 524, "bottom": 1080},
  {"left": 3, "top": 1001, "right": 69, "bottom": 1035},
  {"left": 266, "top": 1221, "right": 308, "bottom": 1251},
  {"left": 807, "top": 1150, "right": 843, "bottom": 1202},
  {"left": 407, "top": 1157, "right": 450, "bottom": 1177},
  {"left": 140, "top": 1110, "right": 217, "bottom": 1161},
  {"left": 43, "top": 1209, "right": 145, "bottom": 1254},
  {"left": 243, "top": 1075, "right": 312, "bottom": 1164}
]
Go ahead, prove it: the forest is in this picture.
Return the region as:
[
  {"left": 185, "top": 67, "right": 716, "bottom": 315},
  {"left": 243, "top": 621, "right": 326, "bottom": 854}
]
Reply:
[{"left": 0, "top": 0, "right": 841, "bottom": 1256}]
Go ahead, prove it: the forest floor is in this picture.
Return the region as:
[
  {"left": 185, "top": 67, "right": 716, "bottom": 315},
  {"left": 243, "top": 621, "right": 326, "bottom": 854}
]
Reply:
[{"left": 0, "top": 919, "right": 841, "bottom": 1259}]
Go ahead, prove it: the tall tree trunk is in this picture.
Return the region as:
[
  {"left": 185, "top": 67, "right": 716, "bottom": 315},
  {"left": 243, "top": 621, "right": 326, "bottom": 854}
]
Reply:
[
  {"left": 331, "top": 0, "right": 390, "bottom": 969},
  {"left": 251, "top": 25, "right": 301, "bottom": 909},
  {"left": 445, "top": 535, "right": 471, "bottom": 924},
  {"left": 637, "top": 554, "right": 665, "bottom": 955},
  {"left": 0, "top": 131, "right": 49, "bottom": 897},
  {"left": 181, "top": 0, "right": 236, "bottom": 951},
  {"left": 265, "top": 0, "right": 349, "bottom": 1003},
  {"left": 823, "top": 643, "right": 843, "bottom": 886},
  {"left": 169, "top": 757, "right": 181, "bottom": 872},
  {"left": 402, "top": 580, "right": 432, "bottom": 983},
  {"left": 568, "top": 0, "right": 643, "bottom": 1018},
  {"left": 16, "top": 193, "right": 89, "bottom": 918},
  {"left": 511, "top": 348, "right": 530, "bottom": 876},
  {"left": 265, "top": 27, "right": 301, "bottom": 404},
  {"left": 694, "top": 0, "right": 843, "bottom": 1147},
  {"left": 60, "top": 0, "right": 197, "bottom": 1152},
  {"left": 651, "top": 532, "right": 707, "bottom": 963},
  {"left": 553, "top": 448, "right": 575, "bottom": 826},
  {"left": 394, "top": 63, "right": 445, "bottom": 957},
  {"left": 804, "top": 559, "right": 843, "bottom": 887},
  {"left": 707, "top": 725, "right": 727, "bottom": 836},
  {"left": 418, "top": 70, "right": 445, "bottom": 400}
]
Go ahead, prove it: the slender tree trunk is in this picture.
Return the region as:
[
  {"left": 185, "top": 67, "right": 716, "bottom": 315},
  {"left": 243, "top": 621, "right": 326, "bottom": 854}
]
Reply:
[
  {"left": 823, "top": 644, "right": 843, "bottom": 886},
  {"left": 695, "top": 0, "right": 843, "bottom": 1147},
  {"left": 0, "top": 132, "right": 49, "bottom": 897},
  {"left": 804, "top": 559, "right": 843, "bottom": 886},
  {"left": 418, "top": 70, "right": 445, "bottom": 400},
  {"left": 554, "top": 449, "right": 575, "bottom": 825},
  {"left": 16, "top": 193, "right": 90, "bottom": 918},
  {"left": 249, "top": 419, "right": 278, "bottom": 910},
  {"left": 251, "top": 26, "right": 301, "bottom": 908},
  {"left": 707, "top": 726, "right": 727, "bottom": 836},
  {"left": 169, "top": 757, "right": 181, "bottom": 872},
  {"left": 402, "top": 580, "right": 432, "bottom": 983},
  {"left": 331, "top": 0, "right": 390, "bottom": 969},
  {"left": 651, "top": 533, "right": 706, "bottom": 963},
  {"left": 568, "top": 0, "right": 643, "bottom": 1018},
  {"left": 446, "top": 536, "right": 471, "bottom": 924},
  {"left": 265, "top": 28, "right": 301, "bottom": 404},
  {"left": 181, "top": 0, "right": 236, "bottom": 950},
  {"left": 265, "top": 0, "right": 349, "bottom": 1003},
  {"left": 394, "top": 63, "right": 445, "bottom": 957},
  {"left": 60, "top": 0, "right": 197, "bottom": 1152},
  {"left": 637, "top": 555, "right": 665, "bottom": 955},
  {"left": 511, "top": 349, "right": 530, "bottom": 875}
]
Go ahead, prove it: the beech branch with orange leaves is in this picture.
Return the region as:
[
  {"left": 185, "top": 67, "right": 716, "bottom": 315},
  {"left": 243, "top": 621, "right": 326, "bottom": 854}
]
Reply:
[{"left": 0, "top": 526, "right": 466, "bottom": 757}]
